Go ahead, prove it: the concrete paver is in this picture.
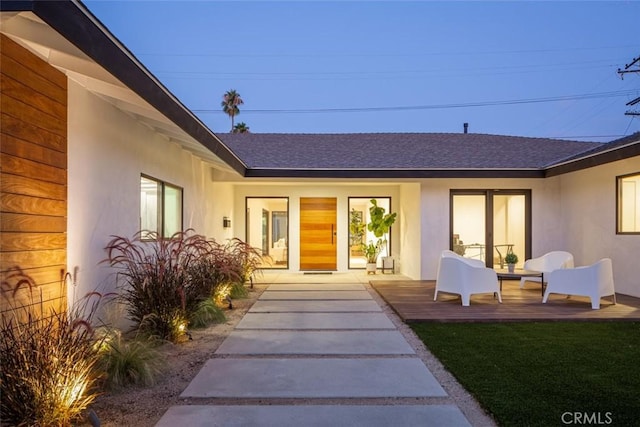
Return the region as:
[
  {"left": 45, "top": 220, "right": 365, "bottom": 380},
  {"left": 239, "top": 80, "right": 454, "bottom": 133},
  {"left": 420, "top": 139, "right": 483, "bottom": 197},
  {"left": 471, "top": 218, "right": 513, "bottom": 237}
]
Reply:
[
  {"left": 215, "top": 330, "right": 415, "bottom": 355},
  {"left": 259, "top": 290, "right": 372, "bottom": 300},
  {"left": 156, "top": 405, "right": 472, "bottom": 427},
  {"left": 249, "top": 299, "right": 381, "bottom": 312},
  {"left": 180, "top": 358, "right": 447, "bottom": 398},
  {"left": 236, "top": 312, "right": 395, "bottom": 329},
  {"left": 266, "top": 283, "right": 366, "bottom": 291}
]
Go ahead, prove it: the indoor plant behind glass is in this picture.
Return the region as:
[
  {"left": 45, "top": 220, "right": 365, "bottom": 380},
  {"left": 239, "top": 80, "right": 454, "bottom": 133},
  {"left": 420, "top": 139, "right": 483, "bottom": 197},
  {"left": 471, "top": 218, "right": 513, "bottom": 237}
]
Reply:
[
  {"left": 367, "top": 199, "right": 397, "bottom": 272},
  {"left": 362, "top": 240, "right": 382, "bottom": 274},
  {"left": 505, "top": 252, "right": 519, "bottom": 273}
]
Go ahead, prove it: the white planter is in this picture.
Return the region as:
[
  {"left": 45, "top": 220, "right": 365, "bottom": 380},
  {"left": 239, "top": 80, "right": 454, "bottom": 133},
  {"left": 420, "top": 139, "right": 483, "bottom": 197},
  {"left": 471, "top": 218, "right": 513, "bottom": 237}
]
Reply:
[{"left": 366, "top": 263, "right": 377, "bottom": 274}]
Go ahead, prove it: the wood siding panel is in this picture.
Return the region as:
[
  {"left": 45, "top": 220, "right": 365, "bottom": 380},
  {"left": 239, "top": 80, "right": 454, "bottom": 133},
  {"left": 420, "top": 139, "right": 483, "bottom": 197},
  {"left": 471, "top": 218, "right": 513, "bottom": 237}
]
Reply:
[
  {"left": 1, "top": 153, "right": 66, "bottom": 184},
  {"left": 1, "top": 34, "right": 67, "bottom": 316},
  {"left": 7, "top": 265, "right": 67, "bottom": 287},
  {"left": 1, "top": 95, "right": 66, "bottom": 137},
  {"left": 9, "top": 285, "right": 67, "bottom": 310},
  {"left": 1, "top": 113, "right": 66, "bottom": 152},
  {"left": 1, "top": 193, "right": 66, "bottom": 216},
  {"left": 1, "top": 73, "right": 67, "bottom": 119},
  {"left": 1, "top": 232, "right": 67, "bottom": 252},
  {"left": 0, "top": 265, "right": 66, "bottom": 318},
  {"left": 0, "top": 249, "right": 66, "bottom": 271},
  {"left": 2, "top": 134, "right": 67, "bottom": 168},
  {"left": 0, "top": 173, "right": 66, "bottom": 200},
  {"left": 1, "top": 213, "right": 66, "bottom": 233},
  {"left": 1, "top": 35, "right": 67, "bottom": 89}
]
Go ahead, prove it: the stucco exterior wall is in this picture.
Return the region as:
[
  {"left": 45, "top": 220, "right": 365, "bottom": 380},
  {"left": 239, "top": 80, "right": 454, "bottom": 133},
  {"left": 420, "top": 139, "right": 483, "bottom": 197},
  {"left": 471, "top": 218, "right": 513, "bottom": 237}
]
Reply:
[
  {"left": 399, "top": 183, "right": 421, "bottom": 279},
  {"left": 66, "top": 81, "right": 218, "bottom": 302},
  {"left": 559, "top": 157, "right": 640, "bottom": 297},
  {"left": 419, "top": 178, "right": 564, "bottom": 280}
]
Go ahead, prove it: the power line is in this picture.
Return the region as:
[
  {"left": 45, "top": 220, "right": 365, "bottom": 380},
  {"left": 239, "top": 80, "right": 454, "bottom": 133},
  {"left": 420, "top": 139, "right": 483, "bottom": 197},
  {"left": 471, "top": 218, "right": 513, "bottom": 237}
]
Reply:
[
  {"left": 154, "top": 59, "right": 620, "bottom": 77},
  {"left": 618, "top": 54, "right": 640, "bottom": 116},
  {"left": 136, "top": 44, "right": 640, "bottom": 59},
  {"left": 192, "top": 90, "right": 639, "bottom": 115}
]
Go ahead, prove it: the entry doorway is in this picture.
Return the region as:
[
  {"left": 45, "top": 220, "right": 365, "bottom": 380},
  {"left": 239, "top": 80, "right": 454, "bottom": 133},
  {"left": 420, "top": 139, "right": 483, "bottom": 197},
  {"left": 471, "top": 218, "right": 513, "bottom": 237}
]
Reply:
[
  {"left": 450, "top": 190, "right": 531, "bottom": 268},
  {"left": 300, "top": 197, "right": 337, "bottom": 270}
]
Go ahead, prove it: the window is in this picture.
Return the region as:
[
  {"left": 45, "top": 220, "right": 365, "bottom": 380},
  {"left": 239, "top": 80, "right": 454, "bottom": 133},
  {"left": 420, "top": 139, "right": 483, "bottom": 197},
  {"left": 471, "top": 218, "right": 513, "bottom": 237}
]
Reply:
[
  {"left": 140, "top": 175, "right": 183, "bottom": 239},
  {"left": 246, "top": 197, "right": 289, "bottom": 269},
  {"left": 617, "top": 172, "right": 640, "bottom": 234},
  {"left": 348, "top": 197, "right": 392, "bottom": 269}
]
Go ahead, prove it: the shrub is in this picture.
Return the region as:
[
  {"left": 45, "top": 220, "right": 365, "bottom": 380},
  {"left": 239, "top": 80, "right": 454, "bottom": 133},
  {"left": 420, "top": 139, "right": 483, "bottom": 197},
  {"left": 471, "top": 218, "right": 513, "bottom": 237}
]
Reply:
[
  {"left": 229, "top": 282, "right": 249, "bottom": 299},
  {"left": 104, "top": 230, "right": 213, "bottom": 341},
  {"left": 0, "top": 268, "right": 108, "bottom": 426},
  {"left": 95, "top": 328, "right": 165, "bottom": 389},
  {"left": 104, "top": 230, "right": 259, "bottom": 340},
  {"left": 188, "top": 298, "right": 226, "bottom": 328},
  {"left": 224, "top": 238, "right": 263, "bottom": 285}
]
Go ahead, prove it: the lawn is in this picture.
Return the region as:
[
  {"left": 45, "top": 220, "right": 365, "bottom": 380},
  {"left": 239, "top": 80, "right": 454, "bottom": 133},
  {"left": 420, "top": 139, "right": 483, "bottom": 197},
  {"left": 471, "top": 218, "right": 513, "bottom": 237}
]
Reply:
[{"left": 411, "top": 322, "right": 640, "bottom": 427}]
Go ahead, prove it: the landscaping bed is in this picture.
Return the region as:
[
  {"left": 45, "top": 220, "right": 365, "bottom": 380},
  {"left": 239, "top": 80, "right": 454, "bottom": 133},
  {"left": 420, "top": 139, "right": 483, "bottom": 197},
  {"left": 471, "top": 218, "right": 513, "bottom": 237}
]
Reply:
[{"left": 84, "top": 284, "right": 266, "bottom": 426}]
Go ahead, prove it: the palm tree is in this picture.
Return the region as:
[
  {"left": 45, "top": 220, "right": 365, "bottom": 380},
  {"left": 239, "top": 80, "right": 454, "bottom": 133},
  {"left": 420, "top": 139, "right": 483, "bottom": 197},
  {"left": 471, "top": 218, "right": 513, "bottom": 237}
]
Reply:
[
  {"left": 232, "top": 122, "right": 250, "bottom": 133},
  {"left": 221, "top": 89, "right": 244, "bottom": 132}
]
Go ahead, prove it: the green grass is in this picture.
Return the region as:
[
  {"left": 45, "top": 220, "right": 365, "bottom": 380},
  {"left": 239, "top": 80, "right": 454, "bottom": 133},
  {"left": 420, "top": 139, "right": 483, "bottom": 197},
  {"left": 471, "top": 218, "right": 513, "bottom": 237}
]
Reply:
[{"left": 411, "top": 322, "right": 640, "bottom": 427}]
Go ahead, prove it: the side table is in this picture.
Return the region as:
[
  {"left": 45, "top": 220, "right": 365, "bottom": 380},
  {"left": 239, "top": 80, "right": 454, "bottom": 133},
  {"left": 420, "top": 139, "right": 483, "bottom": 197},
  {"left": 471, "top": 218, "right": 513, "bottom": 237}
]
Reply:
[{"left": 495, "top": 269, "right": 545, "bottom": 296}]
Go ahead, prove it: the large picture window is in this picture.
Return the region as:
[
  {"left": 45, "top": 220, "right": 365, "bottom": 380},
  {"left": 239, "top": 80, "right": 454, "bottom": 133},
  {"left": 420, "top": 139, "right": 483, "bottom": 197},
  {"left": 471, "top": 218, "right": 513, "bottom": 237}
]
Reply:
[
  {"left": 348, "top": 197, "right": 392, "bottom": 269},
  {"left": 140, "top": 175, "right": 183, "bottom": 239},
  {"left": 617, "top": 172, "right": 640, "bottom": 234},
  {"left": 246, "top": 197, "right": 289, "bottom": 269}
]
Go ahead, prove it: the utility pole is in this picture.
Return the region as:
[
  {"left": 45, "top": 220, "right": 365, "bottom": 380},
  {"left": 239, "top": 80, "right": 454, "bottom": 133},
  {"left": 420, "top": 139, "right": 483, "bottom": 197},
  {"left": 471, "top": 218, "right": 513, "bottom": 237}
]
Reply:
[{"left": 618, "top": 55, "right": 640, "bottom": 116}]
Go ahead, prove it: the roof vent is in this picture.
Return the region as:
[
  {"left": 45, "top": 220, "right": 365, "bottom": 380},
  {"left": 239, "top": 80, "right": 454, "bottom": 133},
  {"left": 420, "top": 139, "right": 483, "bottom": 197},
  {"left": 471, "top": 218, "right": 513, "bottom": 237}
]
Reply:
[{"left": 463, "top": 123, "right": 469, "bottom": 134}]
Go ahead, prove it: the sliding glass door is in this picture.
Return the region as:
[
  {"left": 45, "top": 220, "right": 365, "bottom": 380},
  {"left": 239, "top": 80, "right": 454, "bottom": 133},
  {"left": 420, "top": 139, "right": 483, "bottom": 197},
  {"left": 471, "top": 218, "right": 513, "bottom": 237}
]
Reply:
[
  {"left": 451, "top": 190, "right": 530, "bottom": 268},
  {"left": 493, "top": 194, "right": 527, "bottom": 268},
  {"left": 451, "top": 194, "right": 486, "bottom": 261}
]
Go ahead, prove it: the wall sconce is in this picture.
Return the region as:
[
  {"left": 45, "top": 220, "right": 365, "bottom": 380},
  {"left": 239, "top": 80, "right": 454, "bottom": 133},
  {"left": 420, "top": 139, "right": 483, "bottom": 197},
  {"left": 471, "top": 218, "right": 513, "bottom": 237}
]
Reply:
[{"left": 223, "top": 216, "right": 231, "bottom": 228}]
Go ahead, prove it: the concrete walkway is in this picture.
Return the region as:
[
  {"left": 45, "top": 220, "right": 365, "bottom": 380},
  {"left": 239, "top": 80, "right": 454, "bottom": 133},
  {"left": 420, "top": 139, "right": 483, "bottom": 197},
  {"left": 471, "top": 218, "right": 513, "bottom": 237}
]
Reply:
[{"left": 156, "top": 274, "right": 477, "bottom": 426}]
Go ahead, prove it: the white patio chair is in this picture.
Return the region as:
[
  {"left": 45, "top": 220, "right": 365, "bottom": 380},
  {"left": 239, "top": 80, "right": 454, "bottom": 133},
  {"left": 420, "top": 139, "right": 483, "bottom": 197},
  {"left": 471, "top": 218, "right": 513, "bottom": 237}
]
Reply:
[
  {"left": 520, "top": 251, "right": 574, "bottom": 288},
  {"left": 271, "top": 238, "right": 287, "bottom": 263},
  {"left": 435, "top": 250, "right": 502, "bottom": 306},
  {"left": 542, "top": 258, "right": 616, "bottom": 309}
]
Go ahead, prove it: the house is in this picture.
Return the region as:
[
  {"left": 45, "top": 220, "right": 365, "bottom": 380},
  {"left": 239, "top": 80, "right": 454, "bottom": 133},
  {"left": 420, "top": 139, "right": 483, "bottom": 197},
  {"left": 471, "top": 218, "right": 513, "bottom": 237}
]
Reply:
[{"left": 1, "top": 0, "right": 639, "bottom": 319}]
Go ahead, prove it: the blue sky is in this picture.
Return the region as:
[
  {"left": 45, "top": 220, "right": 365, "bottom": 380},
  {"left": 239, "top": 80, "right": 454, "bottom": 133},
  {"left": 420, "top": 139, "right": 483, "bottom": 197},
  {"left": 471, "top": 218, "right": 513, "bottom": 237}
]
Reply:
[{"left": 84, "top": 1, "right": 640, "bottom": 142}]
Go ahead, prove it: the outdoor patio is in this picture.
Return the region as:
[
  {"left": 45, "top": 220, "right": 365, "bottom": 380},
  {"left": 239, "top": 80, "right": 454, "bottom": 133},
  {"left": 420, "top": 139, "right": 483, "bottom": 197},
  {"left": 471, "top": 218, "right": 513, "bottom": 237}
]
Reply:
[{"left": 371, "top": 279, "right": 640, "bottom": 322}]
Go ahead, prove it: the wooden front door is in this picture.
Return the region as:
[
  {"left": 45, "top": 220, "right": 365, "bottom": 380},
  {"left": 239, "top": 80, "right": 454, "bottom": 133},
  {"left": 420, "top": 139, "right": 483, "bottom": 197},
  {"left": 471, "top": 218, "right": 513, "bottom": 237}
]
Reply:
[{"left": 300, "top": 197, "right": 337, "bottom": 270}]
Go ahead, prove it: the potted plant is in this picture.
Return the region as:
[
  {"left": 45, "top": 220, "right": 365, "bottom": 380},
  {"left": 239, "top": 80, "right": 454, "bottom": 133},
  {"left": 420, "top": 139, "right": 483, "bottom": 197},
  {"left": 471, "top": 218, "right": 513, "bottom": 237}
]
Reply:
[
  {"left": 504, "top": 252, "right": 518, "bottom": 273},
  {"left": 361, "top": 240, "right": 382, "bottom": 274},
  {"left": 366, "top": 199, "right": 397, "bottom": 272}
]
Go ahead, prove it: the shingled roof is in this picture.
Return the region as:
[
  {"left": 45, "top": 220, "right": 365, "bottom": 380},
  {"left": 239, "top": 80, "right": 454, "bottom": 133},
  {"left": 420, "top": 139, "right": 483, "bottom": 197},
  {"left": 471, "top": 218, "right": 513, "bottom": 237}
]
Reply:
[{"left": 219, "top": 132, "right": 601, "bottom": 170}]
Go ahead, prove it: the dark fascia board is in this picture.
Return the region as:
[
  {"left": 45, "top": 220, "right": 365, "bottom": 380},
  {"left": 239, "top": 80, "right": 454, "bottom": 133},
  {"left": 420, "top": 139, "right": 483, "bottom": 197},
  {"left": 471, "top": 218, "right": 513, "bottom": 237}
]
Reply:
[
  {"left": 545, "top": 140, "right": 640, "bottom": 177},
  {"left": 4, "top": 0, "right": 246, "bottom": 175},
  {"left": 0, "top": 1, "right": 33, "bottom": 11},
  {"left": 244, "top": 168, "right": 546, "bottom": 179}
]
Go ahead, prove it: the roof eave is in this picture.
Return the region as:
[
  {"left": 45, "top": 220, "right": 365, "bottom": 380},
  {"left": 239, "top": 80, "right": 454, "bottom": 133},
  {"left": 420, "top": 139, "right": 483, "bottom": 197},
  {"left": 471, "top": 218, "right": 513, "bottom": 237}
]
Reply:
[
  {"left": 6, "top": 0, "right": 246, "bottom": 175},
  {"left": 244, "top": 168, "right": 546, "bottom": 179},
  {"left": 545, "top": 138, "right": 640, "bottom": 177}
]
